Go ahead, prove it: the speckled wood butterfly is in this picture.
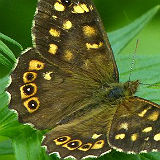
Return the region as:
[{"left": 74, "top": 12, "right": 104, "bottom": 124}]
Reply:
[{"left": 7, "top": 0, "right": 160, "bottom": 159}]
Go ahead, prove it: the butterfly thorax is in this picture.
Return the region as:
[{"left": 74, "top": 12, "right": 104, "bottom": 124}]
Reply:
[{"left": 96, "top": 80, "right": 140, "bottom": 103}]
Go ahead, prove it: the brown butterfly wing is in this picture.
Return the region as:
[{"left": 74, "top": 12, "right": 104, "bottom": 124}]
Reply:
[
  {"left": 32, "top": 0, "right": 119, "bottom": 83},
  {"left": 42, "top": 102, "right": 118, "bottom": 159},
  {"left": 108, "top": 97, "right": 160, "bottom": 153},
  {"left": 8, "top": 49, "right": 101, "bottom": 129}
]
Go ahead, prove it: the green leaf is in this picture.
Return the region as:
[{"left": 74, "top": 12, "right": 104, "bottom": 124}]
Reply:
[
  {"left": 0, "top": 54, "right": 13, "bottom": 70},
  {"left": 0, "top": 40, "right": 16, "bottom": 63},
  {"left": 12, "top": 130, "right": 50, "bottom": 160},
  {"left": 0, "top": 76, "right": 10, "bottom": 94},
  {"left": 108, "top": 5, "right": 160, "bottom": 54},
  {"left": 0, "top": 33, "right": 23, "bottom": 51},
  {"left": 0, "top": 138, "right": 13, "bottom": 155}
]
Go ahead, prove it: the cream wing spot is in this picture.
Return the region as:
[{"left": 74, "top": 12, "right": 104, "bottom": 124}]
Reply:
[
  {"left": 48, "top": 44, "right": 58, "bottom": 55},
  {"left": 119, "top": 122, "right": 128, "bottom": 130},
  {"left": 92, "top": 134, "right": 102, "bottom": 140},
  {"left": 43, "top": 72, "right": 53, "bottom": 81},
  {"left": 144, "top": 137, "right": 149, "bottom": 141},
  {"left": 63, "top": 20, "right": 72, "bottom": 30},
  {"left": 115, "top": 134, "right": 125, "bottom": 140},
  {"left": 89, "top": 5, "right": 94, "bottom": 11},
  {"left": 52, "top": 15, "right": 58, "bottom": 20},
  {"left": 154, "top": 133, "right": 160, "bottom": 141},
  {"left": 54, "top": 2, "right": 65, "bottom": 11}
]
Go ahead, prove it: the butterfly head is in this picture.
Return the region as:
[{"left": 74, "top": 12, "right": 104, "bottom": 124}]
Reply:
[{"left": 124, "top": 80, "right": 140, "bottom": 96}]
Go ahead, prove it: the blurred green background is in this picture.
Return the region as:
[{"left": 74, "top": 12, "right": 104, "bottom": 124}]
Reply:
[{"left": 0, "top": 0, "right": 160, "bottom": 55}]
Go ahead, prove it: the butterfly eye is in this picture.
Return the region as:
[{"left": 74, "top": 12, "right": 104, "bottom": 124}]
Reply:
[
  {"left": 61, "top": 0, "right": 72, "bottom": 6},
  {"left": 20, "top": 83, "right": 37, "bottom": 99},
  {"left": 23, "top": 72, "right": 37, "bottom": 83},
  {"left": 23, "top": 97, "right": 40, "bottom": 113}
]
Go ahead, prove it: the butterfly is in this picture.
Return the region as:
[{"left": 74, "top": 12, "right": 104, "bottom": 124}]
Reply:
[{"left": 7, "top": 0, "right": 160, "bottom": 159}]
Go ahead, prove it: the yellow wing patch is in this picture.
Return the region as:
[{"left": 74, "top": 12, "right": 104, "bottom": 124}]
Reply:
[
  {"left": 64, "top": 50, "right": 73, "bottom": 61},
  {"left": 142, "top": 127, "right": 152, "bottom": 133},
  {"left": 86, "top": 42, "right": 103, "bottom": 50},
  {"left": 115, "top": 133, "right": 125, "bottom": 140},
  {"left": 131, "top": 133, "right": 138, "bottom": 142},
  {"left": 49, "top": 28, "right": 60, "bottom": 37},
  {"left": 54, "top": 2, "right": 65, "bottom": 11},
  {"left": 148, "top": 111, "right": 159, "bottom": 121},
  {"left": 63, "top": 20, "right": 72, "bottom": 30},
  {"left": 83, "top": 25, "right": 96, "bottom": 37},
  {"left": 49, "top": 44, "right": 58, "bottom": 55},
  {"left": 72, "top": 3, "right": 89, "bottom": 14},
  {"left": 154, "top": 133, "right": 160, "bottom": 141},
  {"left": 29, "top": 60, "right": 45, "bottom": 71},
  {"left": 138, "top": 106, "right": 151, "bottom": 117},
  {"left": 91, "top": 140, "right": 105, "bottom": 149}
]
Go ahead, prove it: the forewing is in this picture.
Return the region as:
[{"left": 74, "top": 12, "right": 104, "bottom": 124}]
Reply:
[
  {"left": 8, "top": 49, "right": 99, "bottom": 129},
  {"left": 43, "top": 103, "right": 117, "bottom": 159},
  {"left": 32, "top": 0, "right": 119, "bottom": 83},
  {"left": 108, "top": 97, "right": 160, "bottom": 153}
]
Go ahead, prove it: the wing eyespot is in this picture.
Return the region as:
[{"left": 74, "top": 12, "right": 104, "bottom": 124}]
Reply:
[
  {"left": 20, "top": 83, "right": 37, "bottom": 99},
  {"left": 23, "top": 97, "right": 40, "bottom": 113},
  {"left": 62, "top": 140, "right": 82, "bottom": 150},
  {"left": 78, "top": 143, "right": 92, "bottom": 151},
  {"left": 23, "top": 72, "right": 37, "bottom": 83},
  {"left": 54, "top": 136, "right": 71, "bottom": 145}
]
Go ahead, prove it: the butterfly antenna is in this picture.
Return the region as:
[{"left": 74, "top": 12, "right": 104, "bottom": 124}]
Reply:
[
  {"left": 139, "top": 82, "right": 160, "bottom": 88},
  {"left": 129, "top": 40, "right": 139, "bottom": 81}
]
